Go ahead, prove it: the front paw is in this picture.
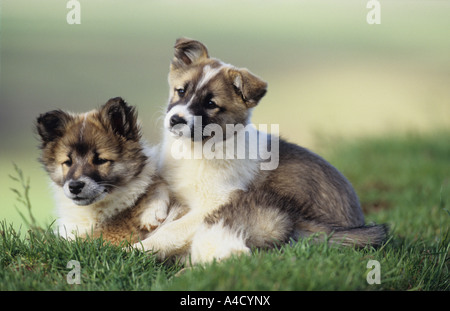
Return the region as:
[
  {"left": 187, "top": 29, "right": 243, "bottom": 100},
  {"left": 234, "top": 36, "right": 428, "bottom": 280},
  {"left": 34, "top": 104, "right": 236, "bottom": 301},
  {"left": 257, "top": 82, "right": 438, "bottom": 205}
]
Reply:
[
  {"left": 140, "top": 200, "right": 168, "bottom": 231},
  {"left": 131, "top": 241, "right": 145, "bottom": 251},
  {"left": 122, "top": 241, "right": 142, "bottom": 253},
  {"left": 128, "top": 240, "right": 162, "bottom": 259}
]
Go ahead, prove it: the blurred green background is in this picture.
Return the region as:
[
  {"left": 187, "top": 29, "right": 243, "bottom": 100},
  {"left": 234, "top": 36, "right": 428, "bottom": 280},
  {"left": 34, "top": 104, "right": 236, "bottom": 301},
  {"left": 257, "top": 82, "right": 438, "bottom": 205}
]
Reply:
[{"left": 1, "top": 0, "right": 449, "bottom": 228}]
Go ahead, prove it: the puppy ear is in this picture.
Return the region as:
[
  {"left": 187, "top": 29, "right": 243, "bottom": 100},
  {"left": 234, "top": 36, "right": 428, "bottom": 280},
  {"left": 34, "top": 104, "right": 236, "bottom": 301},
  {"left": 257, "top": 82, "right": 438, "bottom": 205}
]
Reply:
[
  {"left": 229, "top": 68, "right": 268, "bottom": 108},
  {"left": 100, "top": 97, "right": 141, "bottom": 141},
  {"left": 171, "top": 37, "right": 209, "bottom": 69},
  {"left": 36, "top": 110, "right": 73, "bottom": 145}
]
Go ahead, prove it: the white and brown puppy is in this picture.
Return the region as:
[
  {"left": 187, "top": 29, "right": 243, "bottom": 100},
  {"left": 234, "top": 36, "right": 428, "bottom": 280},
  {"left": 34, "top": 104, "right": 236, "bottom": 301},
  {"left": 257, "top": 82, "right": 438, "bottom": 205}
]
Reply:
[
  {"left": 135, "top": 38, "right": 387, "bottom": 263},
  {"left": 36, "top": 98, "right": 170, "bottom": 244}
]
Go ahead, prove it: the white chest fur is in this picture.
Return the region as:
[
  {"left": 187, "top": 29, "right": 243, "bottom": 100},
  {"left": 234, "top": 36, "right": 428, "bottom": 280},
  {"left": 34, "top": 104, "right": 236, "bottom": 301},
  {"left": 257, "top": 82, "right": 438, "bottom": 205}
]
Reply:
[{"left": 160, "top": 134, "right": 260, "bottom": 212}]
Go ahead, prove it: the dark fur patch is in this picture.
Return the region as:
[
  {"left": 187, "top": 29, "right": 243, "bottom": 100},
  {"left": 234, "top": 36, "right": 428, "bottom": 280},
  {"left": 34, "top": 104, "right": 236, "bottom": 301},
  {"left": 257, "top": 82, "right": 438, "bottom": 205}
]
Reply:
[
  {"left": 100, "top": 97, "right": 141, "bottom": 141},
  {"left": 36, "top": 110, "right": 74, "bottom": 146}
]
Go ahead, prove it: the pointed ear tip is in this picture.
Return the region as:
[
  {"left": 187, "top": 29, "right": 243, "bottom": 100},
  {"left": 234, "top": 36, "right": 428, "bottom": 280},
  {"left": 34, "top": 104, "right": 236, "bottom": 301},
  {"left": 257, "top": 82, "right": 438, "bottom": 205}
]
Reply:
[
  {"left": 250, "top": 75, "right": 268, "bottom": 91},
  {"left": 174, "top": 37, "right": 202, "bottom": 46},
  {"left": 36, "top": 110, "right": 66, "bottom": 123},
  {"left": 172, "top": 38, "right": 209, "bottom": 67},
  {"left": 107, "top": 96, "right": 125, "bottom": 104},
  {"left": 103, "top": 97, "right": 130, "bottom": 110},
  {"left": 174, "top": 37, "right": 195, "bottom": 50},
  {"left": 36, "top": 113, "right": 45, "bottom": 124},
  {"left": 174, "top": 37, "right": 192, "bottom": 46},
  {"left": 35, "top": 110, "right": 70, "bottom": 141},
  {"left": 173, "top": 37, "right": 208, "bottom": 53}
]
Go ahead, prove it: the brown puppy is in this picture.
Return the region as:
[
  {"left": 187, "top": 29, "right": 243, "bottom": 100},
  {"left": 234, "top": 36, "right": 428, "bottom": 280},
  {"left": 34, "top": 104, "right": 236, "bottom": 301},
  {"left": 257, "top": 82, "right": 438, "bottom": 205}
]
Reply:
[
  {"left": 36, "top": 98, "right": 170, "bottom": 244},
  {"left": 134, "top": 38, "right": 387, "bottom": 263}
]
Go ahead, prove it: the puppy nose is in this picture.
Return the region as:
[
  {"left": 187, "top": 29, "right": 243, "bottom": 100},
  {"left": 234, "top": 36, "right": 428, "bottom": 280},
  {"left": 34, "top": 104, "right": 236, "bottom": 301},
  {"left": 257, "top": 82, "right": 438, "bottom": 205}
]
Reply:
[
  {"left": 170, "top": 114, "right": 187, "bottom": 127},
  {"left": 69, "top": 180, "right": 85, "bottom": 195}
]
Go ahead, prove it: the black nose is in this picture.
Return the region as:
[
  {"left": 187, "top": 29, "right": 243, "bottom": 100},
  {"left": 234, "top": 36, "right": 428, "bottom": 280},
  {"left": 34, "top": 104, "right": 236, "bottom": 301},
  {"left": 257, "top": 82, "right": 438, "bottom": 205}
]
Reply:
[
  {"left": 69, "top": 180, "right": 85, "bottom": 195},
  {"left": 170, "top": 114, "right": 187, "bottom": 127}
]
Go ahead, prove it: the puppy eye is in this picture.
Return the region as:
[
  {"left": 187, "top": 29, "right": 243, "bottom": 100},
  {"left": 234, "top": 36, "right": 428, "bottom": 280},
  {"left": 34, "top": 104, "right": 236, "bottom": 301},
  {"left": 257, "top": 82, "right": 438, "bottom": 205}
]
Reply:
[
  {"left": 176, "top": 88, "right": 185, "bottom": 98},
  {"left": 63, "top": 158, "right": 72, "bottom": 167},
  {"left": 93, "top": 153, "right": 111, "bottom": 165},
  {"left": 94, "top": 158, "right": 109, "bottom": 165},
  {"left": 205, "top": 100, "right": 218, "bottom": 110}
]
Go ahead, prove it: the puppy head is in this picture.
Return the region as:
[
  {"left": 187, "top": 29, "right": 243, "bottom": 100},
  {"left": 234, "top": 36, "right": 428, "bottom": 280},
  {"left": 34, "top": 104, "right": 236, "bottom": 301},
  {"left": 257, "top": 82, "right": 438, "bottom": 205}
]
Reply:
[
  {"left": 36, "top": 98, "right": 147, "bottom": 206},
  {"left": 165, "top": 38, "right": 267, "bottom": 141}
]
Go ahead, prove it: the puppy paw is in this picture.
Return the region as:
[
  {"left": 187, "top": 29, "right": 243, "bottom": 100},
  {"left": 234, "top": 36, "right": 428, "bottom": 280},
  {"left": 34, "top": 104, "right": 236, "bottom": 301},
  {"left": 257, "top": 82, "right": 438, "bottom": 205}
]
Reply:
[
  {"left": 127, "top": 239, "right": 163, "bottom": 259},
  {"left": 140, "top": 199, "right": 169, "bottom": 231},
  {"left": 122, "top": 241, "right": 143, "bottom": 253}
]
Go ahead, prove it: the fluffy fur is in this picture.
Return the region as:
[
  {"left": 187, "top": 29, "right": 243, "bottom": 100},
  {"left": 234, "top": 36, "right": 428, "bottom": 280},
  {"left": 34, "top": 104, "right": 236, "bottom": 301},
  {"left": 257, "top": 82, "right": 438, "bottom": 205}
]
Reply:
[
  {"left": 36, "top": 98, "right": 170, "bottom": 244},
  {"left": 134, "top": 38, "right": 388, "bottom": 263}
]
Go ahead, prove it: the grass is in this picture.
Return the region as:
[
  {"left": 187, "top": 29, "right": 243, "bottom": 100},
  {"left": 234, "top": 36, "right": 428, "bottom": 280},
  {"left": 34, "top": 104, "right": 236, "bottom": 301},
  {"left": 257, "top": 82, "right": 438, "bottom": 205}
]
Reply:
[{"left": 1, "top": 132, "right": 449, "bottom": 291}]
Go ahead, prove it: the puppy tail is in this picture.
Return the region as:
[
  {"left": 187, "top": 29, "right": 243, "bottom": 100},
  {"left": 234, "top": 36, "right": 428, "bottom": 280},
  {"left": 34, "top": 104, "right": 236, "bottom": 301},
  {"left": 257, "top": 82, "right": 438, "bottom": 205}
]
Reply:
[
  {"left": 297, "top": 221, "right": 389, "bottom": 248},
  {"left": 327, "top": 224, "right": 389, "bottom": 248}
]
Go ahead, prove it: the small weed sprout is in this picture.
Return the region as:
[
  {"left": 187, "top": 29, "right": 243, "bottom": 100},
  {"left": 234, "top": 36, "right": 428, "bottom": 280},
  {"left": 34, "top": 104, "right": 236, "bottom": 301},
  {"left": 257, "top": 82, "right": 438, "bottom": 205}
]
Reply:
[{"left": 9, "top": 163, "right": 39, "bottom": 229}]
